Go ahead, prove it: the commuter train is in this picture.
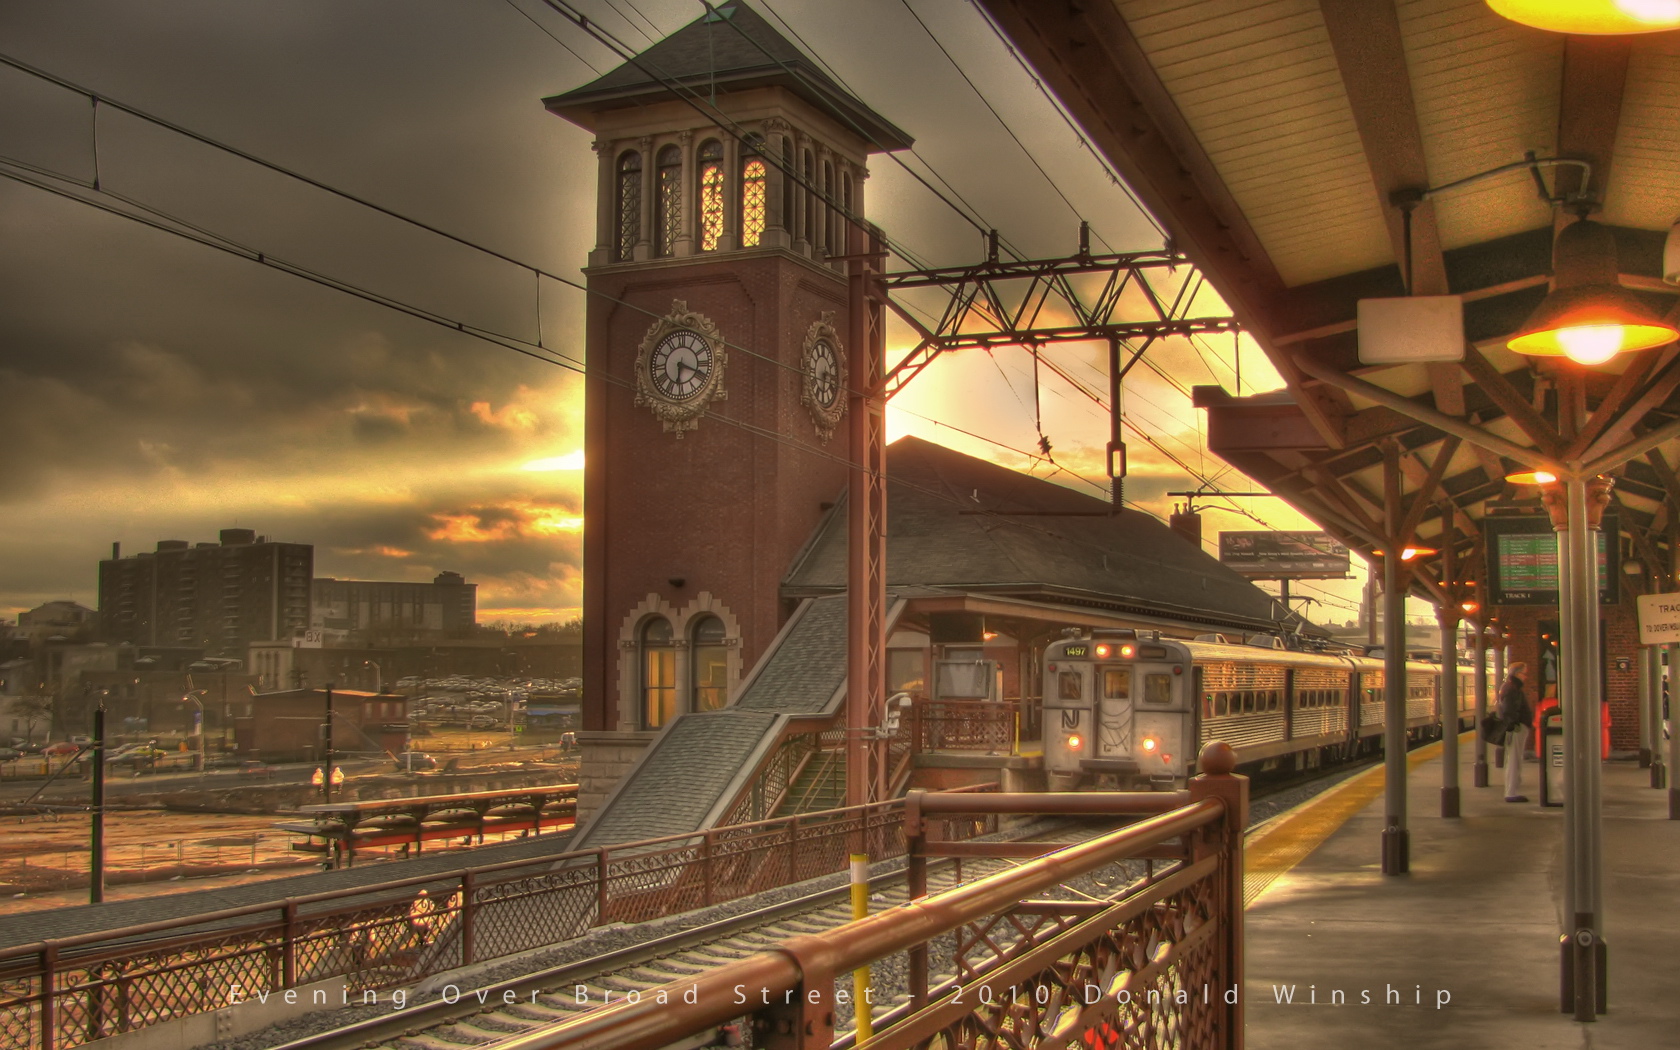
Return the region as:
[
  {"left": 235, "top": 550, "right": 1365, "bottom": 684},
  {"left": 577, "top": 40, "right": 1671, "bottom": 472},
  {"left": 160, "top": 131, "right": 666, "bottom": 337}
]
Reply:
[{"left": 1042, "top": 630, "right": 1477, "bottom": 789}]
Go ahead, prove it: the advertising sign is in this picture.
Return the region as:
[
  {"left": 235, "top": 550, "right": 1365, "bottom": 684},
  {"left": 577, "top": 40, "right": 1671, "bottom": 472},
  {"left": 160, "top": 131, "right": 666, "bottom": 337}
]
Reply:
[
  {"left": 1218, "top": 531, "right": 1350, "bottom": 578},
  {"left": 1637, "top": 592, "right": 1680, "bottom": 646},
  {"left": 1485, "top": 514, "right": 1618, "bottom": 606}
]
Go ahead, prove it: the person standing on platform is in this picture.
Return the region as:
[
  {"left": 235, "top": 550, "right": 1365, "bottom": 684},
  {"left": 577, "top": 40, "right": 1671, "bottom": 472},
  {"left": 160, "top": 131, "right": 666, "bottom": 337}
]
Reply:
[{"left": 1499, "top": 661, "right": 1534, "bottom": 802}]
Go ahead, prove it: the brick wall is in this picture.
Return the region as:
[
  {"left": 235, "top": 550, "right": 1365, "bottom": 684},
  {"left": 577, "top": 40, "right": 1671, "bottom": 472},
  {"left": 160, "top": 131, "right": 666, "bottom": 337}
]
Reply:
[{"left": 1489, "top": 601, "right": 1641, "bottom": 752}]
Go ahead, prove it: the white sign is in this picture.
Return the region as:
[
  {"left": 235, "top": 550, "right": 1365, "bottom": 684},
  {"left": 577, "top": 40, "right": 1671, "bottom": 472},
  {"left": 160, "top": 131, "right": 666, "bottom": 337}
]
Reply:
[
  {"left": 296, "top": 629, "right": 325, "bottom": 649},
  {"left": 1636, "top": 592, "right": 1680, "bottom": 646}
]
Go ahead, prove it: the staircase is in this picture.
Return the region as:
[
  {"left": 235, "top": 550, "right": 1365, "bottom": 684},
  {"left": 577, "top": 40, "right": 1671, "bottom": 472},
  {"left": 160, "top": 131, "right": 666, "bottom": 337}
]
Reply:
[{"left": 776, "top": 747, "right": 845, "bottom": 815}]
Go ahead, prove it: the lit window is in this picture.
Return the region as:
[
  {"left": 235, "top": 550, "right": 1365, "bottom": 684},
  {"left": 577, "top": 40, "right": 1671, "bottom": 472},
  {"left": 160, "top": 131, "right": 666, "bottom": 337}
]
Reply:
[
  {"left": 616, "top": 150, "right": 642, "bottom": 262},
  {"left": 641, "top": 617, "right": 676, "bottom": 728},
  {"left": 692, "top": 615, "right": 728, "bottom": 712},
  {"left": 697, "top": 140, "right": 725, "bottom": 251},
  {"left": 654, "top": 145, "right": 681, "bottom": 257},
  {"left": 741, "top": 153, "right": 766, "bottom": 248}
]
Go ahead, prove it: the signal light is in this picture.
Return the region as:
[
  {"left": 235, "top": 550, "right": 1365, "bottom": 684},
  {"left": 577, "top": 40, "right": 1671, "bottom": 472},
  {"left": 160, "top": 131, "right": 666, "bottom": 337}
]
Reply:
[
  {"left": 1120, "top": 644, "right": 1136, "bottom": 658},
  {"left": 1066, "top": 734, "right": 1083, "bottom": 751},
  {"left": 1142, "top": 737, "right": 1158, "bottom": 752},
  {"left": 1095, "top": 644, "right": 1111, "bottom": 658},
  {"left": 1161, "top": 753, "right": 1173, "bottom": 764}
]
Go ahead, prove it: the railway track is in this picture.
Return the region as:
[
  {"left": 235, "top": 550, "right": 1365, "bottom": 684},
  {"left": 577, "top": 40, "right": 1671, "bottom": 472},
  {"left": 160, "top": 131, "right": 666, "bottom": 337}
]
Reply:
[{"left": 239, "top": 761, "right": 1373, "bottom": 1050}]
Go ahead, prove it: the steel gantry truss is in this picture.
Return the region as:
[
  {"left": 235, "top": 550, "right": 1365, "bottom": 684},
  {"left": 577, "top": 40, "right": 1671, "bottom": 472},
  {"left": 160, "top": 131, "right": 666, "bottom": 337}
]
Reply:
[{"left": 842, "top": 228, "right": 1239, "bottom": 807}]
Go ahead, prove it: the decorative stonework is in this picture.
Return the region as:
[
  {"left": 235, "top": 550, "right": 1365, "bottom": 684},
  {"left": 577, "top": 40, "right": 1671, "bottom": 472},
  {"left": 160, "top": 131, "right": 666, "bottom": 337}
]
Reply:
[
  {"left": 633, "top": 300, "right": 728, "bottom": 437},
  {"left": 614, "top": 591, "right": 744, "bottom": 730},
  {"left": 800, "top": 312, "right": 847, "bottom": 443}
]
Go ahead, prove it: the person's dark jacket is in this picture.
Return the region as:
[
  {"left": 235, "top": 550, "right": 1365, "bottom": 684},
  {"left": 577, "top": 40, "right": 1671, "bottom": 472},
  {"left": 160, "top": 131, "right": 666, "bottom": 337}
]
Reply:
[{"left": 1497, "top": 674, "right": 1533, "bottom": 729}]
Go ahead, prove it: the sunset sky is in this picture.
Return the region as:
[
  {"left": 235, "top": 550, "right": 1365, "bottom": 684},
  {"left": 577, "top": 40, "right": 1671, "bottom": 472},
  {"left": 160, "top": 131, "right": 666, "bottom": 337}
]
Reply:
[{"left": 0, "top": 0, "right": 1371, "bottom": 627}]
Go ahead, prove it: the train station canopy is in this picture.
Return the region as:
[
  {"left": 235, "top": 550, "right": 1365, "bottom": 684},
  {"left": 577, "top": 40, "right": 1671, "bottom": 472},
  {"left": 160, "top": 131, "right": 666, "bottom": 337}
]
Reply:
[{"left": 979, "top": 0, "right": 1680, "bottom": 608}]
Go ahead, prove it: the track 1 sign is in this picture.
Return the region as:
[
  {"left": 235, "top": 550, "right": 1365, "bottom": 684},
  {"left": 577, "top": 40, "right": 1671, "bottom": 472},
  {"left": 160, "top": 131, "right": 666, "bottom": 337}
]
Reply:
[{"left": 1636, "top": 593, "right": 1680, "bottom": 646}]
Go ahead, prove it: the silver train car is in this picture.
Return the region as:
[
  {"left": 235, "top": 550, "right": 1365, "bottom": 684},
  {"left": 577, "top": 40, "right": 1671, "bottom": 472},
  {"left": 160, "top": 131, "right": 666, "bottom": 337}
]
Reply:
[{"left": 1041, "top": 630, "right": 1478, "bottom": 789}]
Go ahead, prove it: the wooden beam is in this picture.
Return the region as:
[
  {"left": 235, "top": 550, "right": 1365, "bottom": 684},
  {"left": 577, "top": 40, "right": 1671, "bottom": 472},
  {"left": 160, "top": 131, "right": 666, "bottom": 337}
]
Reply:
[
  {"left": 1555, "top": 36, "right": 1632, "bottom": 206},
  {"left": 1562, "top": 347, "right": 1671, "bottom": 461},
  {"left": 1457, "top": 347, "right": 1564, "bottom": 458},
  {"left": 1579, "top": 352, "right": 1680, "bottom": 465},
  {"left": 1398, "top": 437, "right": 1462, "bottom": 550}
]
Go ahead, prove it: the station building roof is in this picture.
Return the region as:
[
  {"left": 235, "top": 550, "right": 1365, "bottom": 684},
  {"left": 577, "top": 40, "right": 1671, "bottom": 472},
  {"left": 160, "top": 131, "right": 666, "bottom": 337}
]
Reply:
[{"left": 784, "top": 436, "right": 1305, "bottom": 635}]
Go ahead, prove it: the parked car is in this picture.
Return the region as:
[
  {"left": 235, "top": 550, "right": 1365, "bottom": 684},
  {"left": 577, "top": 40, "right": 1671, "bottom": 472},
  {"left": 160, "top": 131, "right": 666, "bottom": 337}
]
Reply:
[
  {"left": 0, "top": 748, "right": 22, "bottom": 762},
  {"left": 205, "top": 754, "right": 241, "bottom": 769},
  {"left": 43, "top": 742, "right": 82, "bottom": 757},
  {"left": 14, "top": 742, "right": 44, "bottom": 755},
  {"left": 238, "top": 760, "right": 274, "bottom": 778},
  {"left": 394, "top": 753, "right": 438, "bottom": 772}
]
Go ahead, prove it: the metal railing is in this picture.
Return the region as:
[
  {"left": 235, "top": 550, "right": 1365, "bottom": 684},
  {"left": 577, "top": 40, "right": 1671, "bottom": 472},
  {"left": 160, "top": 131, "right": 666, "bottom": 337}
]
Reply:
[
  {"left": 483, "top": 744, "right": 1248, "bottom": 1049},
  {"left": 0, "top": 791, "right": 998, "bottom": 1050},
  {"left": 912, "top": 698, "right": 1034, "bottom": 754}
]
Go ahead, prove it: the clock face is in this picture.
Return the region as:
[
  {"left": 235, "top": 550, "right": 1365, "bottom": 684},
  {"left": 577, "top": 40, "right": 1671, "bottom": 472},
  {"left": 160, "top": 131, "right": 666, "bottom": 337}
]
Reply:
[
  {"left": 809, "top": 339, "right": 839, "bottom": 408},
  {"left": 648, "top": 329, "right": 713, "bottom": 401}
]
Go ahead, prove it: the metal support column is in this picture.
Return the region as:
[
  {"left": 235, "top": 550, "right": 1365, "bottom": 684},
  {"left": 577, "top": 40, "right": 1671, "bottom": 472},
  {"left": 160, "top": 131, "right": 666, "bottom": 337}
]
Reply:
[
  {"left": 1556, "top": 475, "right": 1609, "bottom": 1019},
  {"left": 1473, "top": 622, "right": 1490, "bottom": 788},
  {"left": 90, "top": 705, "right": 105, "bottom": 905},
  {"left": 846, "top": 222, "right": 888, "bottom": 808},
  {"left": 1638, "top": 644, "right": 1652, "bottom": 768},
  {"left": 1648, "top": 644, "right": 1666, "bottom": 788},
  {"left": 1439, "top": 603, "right": 1461, "bottom": 817},
  {"left": 1381, "top": 446, "right": 1409, "bottom": 874}
]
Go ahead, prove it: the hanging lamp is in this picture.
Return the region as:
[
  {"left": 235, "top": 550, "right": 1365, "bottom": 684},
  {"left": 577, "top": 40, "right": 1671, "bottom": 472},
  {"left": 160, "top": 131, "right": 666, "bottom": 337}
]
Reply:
[
  {"left": 1487, "top": 0, "right": 1680, "bottom": 34},
  {"left": 1505, "top": 217, "right": 1678, "bottom": 365}
]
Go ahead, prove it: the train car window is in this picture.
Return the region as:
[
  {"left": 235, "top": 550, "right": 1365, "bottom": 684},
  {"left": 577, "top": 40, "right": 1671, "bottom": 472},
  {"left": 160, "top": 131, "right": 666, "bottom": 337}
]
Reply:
[
  {"left": 1214, "top": 694, "right": 1227, "bottom": 716},
  {"left": 1058, "top": 671, "right": 1083, "bottom": 700},
  {"left": 1242, "top": 691, "right": 1254, "bottom": 713},
  {"left": 1272, "top": 690, "right": 1282, "bottom": 711},
  {"left": 1102, "top": 668, "right": 1132, "bottom": 699},
  {"left": 1140, "top": 645, "right": 1168, "bottom": 660},
  {"left": 1144, "top": 673, "right": 1172, "bottom": 705}
]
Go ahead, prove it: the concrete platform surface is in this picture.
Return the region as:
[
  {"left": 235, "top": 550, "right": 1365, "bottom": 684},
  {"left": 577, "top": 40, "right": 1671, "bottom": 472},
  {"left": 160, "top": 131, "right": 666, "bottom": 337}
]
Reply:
[{"left": 1245, "top": 743, "right": 1680, "bottom": 1049}]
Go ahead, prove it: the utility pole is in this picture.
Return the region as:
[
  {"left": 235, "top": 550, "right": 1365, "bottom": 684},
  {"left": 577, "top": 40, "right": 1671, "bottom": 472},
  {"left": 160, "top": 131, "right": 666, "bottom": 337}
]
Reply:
[
  {"left": 90, "top": 704, "right": 106, "bottom": 904},
  {"left": 322, "top": 684, "right": 334, "bottom": 805}
]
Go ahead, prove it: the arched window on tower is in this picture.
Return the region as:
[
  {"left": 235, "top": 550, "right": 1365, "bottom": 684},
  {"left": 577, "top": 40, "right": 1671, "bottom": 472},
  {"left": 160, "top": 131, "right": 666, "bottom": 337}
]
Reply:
[
  {"left": 740, "top": 140, "right": 767, "bottom": 249},
  {"left": 691, "top": 616, "right": 729, "bottom": 712},
  {"left": 822, "top": 160, "right": 835, "bottom": 255},
  {"left": 641, "top": 617, "right": 676, "bottom": 729},
  {"left": 840, "top": 170, "right": 853, "bottom": 252},
  {"left": 697, "top": 140, "right": 725, "bottom": 251},
  {"left": 802, "top": 149, "right": 815, "bottom": 246},
  {"left": 781, "top": 138, "right": 793, "bottom": 239},
  {"left": 616, "top": 150, "right": 642, "bottom": 263},
  {"left": 654, "top": 144, "right": 682, "bottom": 257}
]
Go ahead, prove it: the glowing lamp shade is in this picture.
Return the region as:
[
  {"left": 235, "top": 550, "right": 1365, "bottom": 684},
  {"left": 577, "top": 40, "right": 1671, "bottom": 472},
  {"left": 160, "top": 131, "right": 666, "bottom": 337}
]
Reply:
[
  {"left": 1506, "top": 470, "right": 1559, "bottom": 486},
  {"left": 1487, "top": 0, "right": 1680, "bottom": 33},
  {"left": 1507, "top": 218, "right": 1679, "bottom": 364}
]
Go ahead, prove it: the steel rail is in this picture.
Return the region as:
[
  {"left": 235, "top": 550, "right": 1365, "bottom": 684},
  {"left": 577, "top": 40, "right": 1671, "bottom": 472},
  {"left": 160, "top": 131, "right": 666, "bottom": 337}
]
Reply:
[{"left": 484, "top": 798, "right": 1226, "bottom": 1050}]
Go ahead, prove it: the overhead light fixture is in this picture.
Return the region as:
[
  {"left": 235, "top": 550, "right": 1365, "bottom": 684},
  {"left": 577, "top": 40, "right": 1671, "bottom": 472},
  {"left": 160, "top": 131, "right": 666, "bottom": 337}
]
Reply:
[
  {"left": 1506, "top": 469, "right": 1559, "bottom": 485},
  {"left": 1461, "top": 600, "right": 1481, "bottom": 614},
  {"left": 1373, "top": 547, "right": 1439, "bottom": 561},
  {"left": 1507, "top": 217, "right": 1679, "bottom": 365},
  {"left": 1487, "top": 0, "right": 1680, "bottom": 34}
]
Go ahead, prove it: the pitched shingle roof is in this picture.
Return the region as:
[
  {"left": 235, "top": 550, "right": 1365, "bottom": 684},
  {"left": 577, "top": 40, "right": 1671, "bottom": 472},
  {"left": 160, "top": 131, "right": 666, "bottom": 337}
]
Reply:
[
  {"left": 542, "top": 1, "right": 912, "bottom": 151},
  {"left": 785, "top": 436, "right": 1299, "bottom": 633}
]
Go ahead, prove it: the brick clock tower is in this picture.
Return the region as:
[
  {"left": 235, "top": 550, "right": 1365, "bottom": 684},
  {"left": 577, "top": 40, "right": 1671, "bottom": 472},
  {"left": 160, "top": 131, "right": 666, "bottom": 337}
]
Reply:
[{"left": 544, "top": 2, "right": 911, "bottom": 816}]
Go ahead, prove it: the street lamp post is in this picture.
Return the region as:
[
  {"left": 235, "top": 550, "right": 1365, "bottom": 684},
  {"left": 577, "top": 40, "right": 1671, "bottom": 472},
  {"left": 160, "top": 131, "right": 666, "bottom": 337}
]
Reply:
[
  {"left": 364, "top": 660, "right": 382, "bottom": 695},
  {"left": 181, "top": 690, "right": 206, "bottom": 773}
]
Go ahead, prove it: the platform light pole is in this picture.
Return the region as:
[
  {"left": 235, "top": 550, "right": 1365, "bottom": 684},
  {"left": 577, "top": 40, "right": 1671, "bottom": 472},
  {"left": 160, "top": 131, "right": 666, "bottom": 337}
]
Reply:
[
  {"left": 1472, "top": 620, "right": 1490, "bottom": 788},
  {"left": 1437, "top": 518, "right": 1461, "bottom": 818},
  {"left": 90, "top": 704, "right": 106, "bottom": 904},
  {"left": 1380, "top": 443, "right": 1409, "bottom": 875}
]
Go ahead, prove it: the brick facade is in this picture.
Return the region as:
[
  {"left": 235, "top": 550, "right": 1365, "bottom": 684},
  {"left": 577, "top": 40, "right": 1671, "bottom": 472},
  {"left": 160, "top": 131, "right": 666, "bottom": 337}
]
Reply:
[{"left": 1490, "top": 600, "right": 1642, "bottom": 752}]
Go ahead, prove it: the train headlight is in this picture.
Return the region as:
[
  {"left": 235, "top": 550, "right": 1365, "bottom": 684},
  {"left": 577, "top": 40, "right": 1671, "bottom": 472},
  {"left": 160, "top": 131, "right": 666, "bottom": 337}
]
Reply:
[
  {"left": 1066, "top": 733, "right": 1083, "bottom": 751},
  {"left": 1120, "top": 644, "right": 1135, "bottom": 658},
  {"left": 1141, "top": 736, "right": 1158, "bottom": 753},
  {"left": 1095, "top": 644, "right": 1111, "bottom": 658}
]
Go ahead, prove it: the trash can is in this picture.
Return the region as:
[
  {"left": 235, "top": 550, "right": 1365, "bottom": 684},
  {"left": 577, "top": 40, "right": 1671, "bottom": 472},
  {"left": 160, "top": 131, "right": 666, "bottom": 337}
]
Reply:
[{"left": 1540, "top": 709, "right": 1565, "bottom": 808}]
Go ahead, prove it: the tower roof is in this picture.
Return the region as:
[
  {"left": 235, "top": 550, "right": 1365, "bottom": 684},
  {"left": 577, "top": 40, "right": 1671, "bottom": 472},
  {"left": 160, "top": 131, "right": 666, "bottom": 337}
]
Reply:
[{"left": 543, "top": 1, "right": 912, "bottom": 152}]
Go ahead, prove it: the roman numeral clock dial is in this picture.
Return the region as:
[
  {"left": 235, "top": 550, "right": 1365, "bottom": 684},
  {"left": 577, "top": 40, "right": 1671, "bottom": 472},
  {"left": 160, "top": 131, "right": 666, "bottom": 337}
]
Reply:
[
  {"left": 800, "top": 314, "right": 847, "bottom": 443},
  {"left": 633, "top": 301, "right": 728, "bottom": 437}
]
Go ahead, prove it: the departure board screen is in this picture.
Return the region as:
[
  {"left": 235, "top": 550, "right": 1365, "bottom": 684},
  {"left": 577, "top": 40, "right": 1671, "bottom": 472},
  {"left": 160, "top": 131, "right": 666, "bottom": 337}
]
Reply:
[{"left": 1485, "top": 514, "right": 1617, "bottom": 606}]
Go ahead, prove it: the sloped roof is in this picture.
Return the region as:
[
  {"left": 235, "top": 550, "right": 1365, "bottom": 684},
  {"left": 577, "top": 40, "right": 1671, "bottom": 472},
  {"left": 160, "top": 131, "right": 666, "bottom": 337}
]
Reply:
[
  {"left": 784, "top": 437, "right": 1296, "bottom": 633},
  {"left": 543, "top": 1, "right": 912, "bottom": 151}
]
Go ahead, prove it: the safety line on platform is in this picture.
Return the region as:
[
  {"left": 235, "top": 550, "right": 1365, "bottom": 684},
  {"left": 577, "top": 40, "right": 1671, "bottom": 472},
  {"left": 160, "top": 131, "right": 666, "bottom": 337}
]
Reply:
[{"left": 1241, "top": 736, "right": 1462, "bottom": 905}]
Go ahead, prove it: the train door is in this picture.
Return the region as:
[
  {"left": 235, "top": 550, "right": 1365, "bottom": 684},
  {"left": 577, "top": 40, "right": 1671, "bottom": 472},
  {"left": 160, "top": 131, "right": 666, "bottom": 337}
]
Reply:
[{"left": 1095, "top": 666, "right": 1134, "bottom": 760}]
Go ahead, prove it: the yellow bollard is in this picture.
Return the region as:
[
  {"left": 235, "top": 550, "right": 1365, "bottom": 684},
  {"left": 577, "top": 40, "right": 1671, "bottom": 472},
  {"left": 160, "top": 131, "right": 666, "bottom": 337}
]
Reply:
[{"left": 850, "top": 852, "right": 872, "bottom": 1041}]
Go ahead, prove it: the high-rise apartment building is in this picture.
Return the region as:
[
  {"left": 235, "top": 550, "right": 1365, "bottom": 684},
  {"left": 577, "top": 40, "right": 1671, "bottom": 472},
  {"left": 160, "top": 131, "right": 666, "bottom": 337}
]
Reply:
[{"left": 98, "top": 529, "right": 312, "bottom": 654}]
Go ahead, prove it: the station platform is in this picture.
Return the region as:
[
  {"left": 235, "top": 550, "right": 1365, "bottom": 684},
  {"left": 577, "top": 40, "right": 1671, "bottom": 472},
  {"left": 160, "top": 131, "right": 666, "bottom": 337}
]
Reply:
[{"left": 1244, "top": 737, "right": 1679, "bottom": 1048}]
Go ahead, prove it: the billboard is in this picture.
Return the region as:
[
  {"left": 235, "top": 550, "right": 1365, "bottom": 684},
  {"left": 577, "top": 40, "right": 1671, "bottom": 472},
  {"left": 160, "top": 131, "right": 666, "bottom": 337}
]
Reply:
[
  {"left": 1485, "top": 514, "right": 1618, "bottom": 606},
  {"left": 1218, "top": 531, "right": 1350, "bottom": 578}
]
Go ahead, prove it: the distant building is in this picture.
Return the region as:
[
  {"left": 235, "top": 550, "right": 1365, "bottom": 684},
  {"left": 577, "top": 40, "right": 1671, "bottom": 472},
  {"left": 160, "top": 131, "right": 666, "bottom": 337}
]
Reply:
[
  {"left": 98, "top": 529, "right": 312, "bottom": 655},
  {"left": 6, "top": 601, "right": 98, "bottom": 647},
  {"left": 234, "top": 687, "right": 407, "bottom": 763},
  {"left": 311, "top": 571, "right": 477, "bottom": 642}
]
